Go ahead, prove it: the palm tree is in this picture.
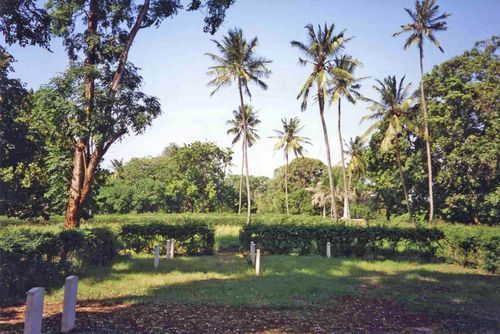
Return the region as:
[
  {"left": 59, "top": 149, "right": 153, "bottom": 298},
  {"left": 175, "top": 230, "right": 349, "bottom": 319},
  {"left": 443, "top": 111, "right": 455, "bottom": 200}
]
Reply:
[
  {"left": 207, "top": 28, "right": 271, "bottom": 223},
  {"left": 345, "top": 136, "right": 367, "bottom": 189},
  {"left": 362, "top": 75, "right": 415, "bottom": 222},
  {"left": 226, "top": 105, "right": 261, "bottom": 214},
  {"left": 291, "top": 23, "right": 350, "bottom": 221},
  {"left": 394, "top": 0, "right": 450, "bottom": 223},
  {"left": 110, "top": 159, "right": 124, "bottom": 179},
  {"left": 328, "top": 54, "right": 364, "bottom": 221},
  {"left": 271, "top": 117, "right": 311, "bottom": 215},
  {"left": 309, "top": 181, "right": 329, "bottom": 217}
]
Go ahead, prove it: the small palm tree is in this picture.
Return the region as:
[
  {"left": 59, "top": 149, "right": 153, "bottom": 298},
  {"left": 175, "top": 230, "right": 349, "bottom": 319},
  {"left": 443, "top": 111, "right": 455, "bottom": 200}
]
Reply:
[
  {"left": 207, "top": 28, "right": 271, "bottom": 223},
  {"left": 394, "top": 0, "right": 450, "bottom": 223},
  {"left": 226, "top": 105, "right": 261, "bottom": 214},
  {"left": 362, "top": 76, "right": 415, "bottom": 222},
  {"left": 291, "top": 23, "right": 350, "bottom": 221},
  {"left": 329, "top": 54, "right": 364, "bottom": 221},
  {"left": 309, "top": 181, "right": 329, "bottom": 217},
  {"left": 110, "top": 159, "right": 124, "bottom": 179},
  {"left": 271, "top": 117, "right": 311, "bottom": 215},
  {"left": 345, "top": 136, "right": 367, "bottom": 189}
]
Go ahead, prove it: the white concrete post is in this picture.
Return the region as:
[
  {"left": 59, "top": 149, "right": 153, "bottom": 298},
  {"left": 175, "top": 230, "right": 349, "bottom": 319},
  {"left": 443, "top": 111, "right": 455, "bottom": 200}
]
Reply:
[
  {"left": 166, "top": 239, "right": 171, "bottom": 259},
  {"left": 24, "top": 287, "right": 44, "bottom": 334},
  {"left": 250, "top": 241, "right": 256, "bottom": 266},
  {"left": 255, "top": 249, "right": 261, "bottom": 276},
  {"left": 154, "top": 244, "right": 160, "bottom": 271},
  {"left": 61, "top": 275, "right": 78, "bottom": 333},
  {"left": 170, "top": 239, "right": 175, "bottom": 258},
  {"left": 326, "top": 242, "right": 331, "bottom": 258}
]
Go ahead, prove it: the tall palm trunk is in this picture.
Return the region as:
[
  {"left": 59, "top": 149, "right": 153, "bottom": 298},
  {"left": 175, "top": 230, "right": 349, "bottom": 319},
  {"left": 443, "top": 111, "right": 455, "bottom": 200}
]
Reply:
[
  {"left": 337, "top": 99, "right": 350, "bottom": 222},
  {"left": 394, "top": 137, "right": 412, "bottom": 222},
  {"left": 419, "top": 47, "right": 434, "bottom": 223},
  {"left": 318, "top": 87, "right": 338, "bottom": 221},
  {"left": 284, "top": 152, "right": 289, "bottom": 215},
  {"left": 237, "top": 141, "right": 244, "bottom": 215},
  {"left": 238, "top": 79, "right": 252, "bottom": 223}
]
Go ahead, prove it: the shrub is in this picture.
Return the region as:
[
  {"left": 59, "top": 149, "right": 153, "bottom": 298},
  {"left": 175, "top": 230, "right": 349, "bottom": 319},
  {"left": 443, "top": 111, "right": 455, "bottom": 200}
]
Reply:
[
  {"left": 240, "top": 223, "right": 444, "bottom": 259},
  {"left": 120, "top": 220, "right": 214, "bottom": 255},
  {"left": 441, "top": 225, "right": 500, "bottom": 273},
  {"left": 0, "top": 227, "right": 120, "bottom": 306}
]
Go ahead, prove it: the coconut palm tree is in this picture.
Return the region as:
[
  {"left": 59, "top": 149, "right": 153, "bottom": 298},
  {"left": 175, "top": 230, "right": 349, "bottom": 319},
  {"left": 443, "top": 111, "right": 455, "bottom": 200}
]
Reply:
[
  {"left": 309, "top": 181, "right": 329, "bottom": 217},
  {"left": 291, "top": 23, "right": 350, "bottom": 221},
  {"left": 207, "top": 28, "right": 271, "bottom": 223},
  {"left": 362, "top": 76, "right": 415, "bottom": 222},
  {"left": 226, "top": 105, "right": 261, "bottom": 214},
  {"left": 110, "top": 159, "right": 124, "bottom": 180},
  {"left": 394, "top": 0, "right": 450, "bottom": 223},
  {"left": 271, "top": 117, "right": 311, "bottom": 215},
  {"left": 328, "top": 54, "right": 364, "bottom": 221},
  {"left": 345, "top": 136, "right": 367, "bottom": 189}
]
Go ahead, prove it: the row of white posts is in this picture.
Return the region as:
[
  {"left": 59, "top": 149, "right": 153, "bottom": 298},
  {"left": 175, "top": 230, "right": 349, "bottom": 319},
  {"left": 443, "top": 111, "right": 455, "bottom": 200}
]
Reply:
[
  {"left": 154, "top": 239, "right": 175, "bottom": 271},
  {"left": 24, "top": 275, "right": 78, "bottom": 334}
]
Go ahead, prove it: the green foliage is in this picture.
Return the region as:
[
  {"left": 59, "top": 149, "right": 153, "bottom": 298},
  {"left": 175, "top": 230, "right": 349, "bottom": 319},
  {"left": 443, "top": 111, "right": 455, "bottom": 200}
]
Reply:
[
  {"left": 0, "top": 226, "right": 120, "bottom": 305},
  {"left": 120, "top": 220, "right": 215, "bottom": 255},
  {"left": 240, "top": 222, "right": 444, "bottom": 259},
  {"left": 441, "top": 225, "right": 500, "bottom": 273},
  {"left": 97, "top": 141, "right": 232, "bottom": 213}
]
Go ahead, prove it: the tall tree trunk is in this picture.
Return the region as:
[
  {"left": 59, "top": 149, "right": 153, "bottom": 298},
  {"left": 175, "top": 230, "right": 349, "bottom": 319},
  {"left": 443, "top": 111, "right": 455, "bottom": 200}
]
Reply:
[
  {"left": 65, "top": 0, "right": 98, "bottom": 229},
  {"left": 337, "top": 99, "right": 350, "bottom": 222},
  {"left": 284, "top": 152, "right": 289, "bottom": 215},
  {"left": 395, "top": 137, "right": 412, "bottom": 223},
  {"left": 237, "top": 141, "right": 244, "bottom": 215},
  {"left": 419, "top": 48, "right": 434, "bottom": 223},
  {"left": 64, "top": 143, "right": 85, "bottom": 229},
  {"left": 238, "top": 79, "right": 252, "bottom": 223},
  {"left": 318, "top": 88, "right": 338, "bottom": 221}
]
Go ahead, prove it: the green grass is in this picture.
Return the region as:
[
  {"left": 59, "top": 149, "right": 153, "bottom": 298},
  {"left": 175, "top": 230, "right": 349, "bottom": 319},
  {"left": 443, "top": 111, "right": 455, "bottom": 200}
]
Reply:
[{"left": 45, "top": 253, "right": 499, "bottom": 327}]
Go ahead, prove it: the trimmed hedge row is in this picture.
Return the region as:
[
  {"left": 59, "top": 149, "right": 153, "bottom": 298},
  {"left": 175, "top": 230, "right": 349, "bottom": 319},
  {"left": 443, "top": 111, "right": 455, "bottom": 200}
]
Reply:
[
  {"left": 442, "top": 225, "right": 499, "bottom": 273},
  {"left": 0, "top": 227, "right": 120, "bottom": 306},
  {"left": 240, "top": 223, "right": 444, "bottom": 259},
  {"left": 120, "top": 221, "right": 215, "bottom": 255}
]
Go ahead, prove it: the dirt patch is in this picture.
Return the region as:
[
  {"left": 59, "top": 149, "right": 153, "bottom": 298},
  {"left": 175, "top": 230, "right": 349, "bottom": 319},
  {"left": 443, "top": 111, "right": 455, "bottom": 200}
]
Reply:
[{"left": 0, "top": 296, "right": 468, "bottom": 333}]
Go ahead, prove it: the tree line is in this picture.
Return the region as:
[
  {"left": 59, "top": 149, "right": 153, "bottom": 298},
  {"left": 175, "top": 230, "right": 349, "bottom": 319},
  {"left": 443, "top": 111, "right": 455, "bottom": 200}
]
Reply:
[{"left": 0, "top": 1, "right": 498, "bottom": 226}]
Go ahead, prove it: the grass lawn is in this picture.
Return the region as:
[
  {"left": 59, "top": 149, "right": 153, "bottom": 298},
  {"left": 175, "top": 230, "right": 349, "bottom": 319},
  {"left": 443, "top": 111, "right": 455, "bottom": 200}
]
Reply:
[{"left": 40, "top": 254, "right": 499, "bottom": 328}]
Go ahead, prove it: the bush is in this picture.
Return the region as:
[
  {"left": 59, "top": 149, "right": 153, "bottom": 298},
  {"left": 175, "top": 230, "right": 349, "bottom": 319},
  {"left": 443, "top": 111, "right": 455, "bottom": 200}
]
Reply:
[
  {"left": 441, "top": 225, "right": 500, "bottom": 273},
  {"left": 0, "top": 227, "right": 120, "bottom": 306},
  {"left": 239, "top": 222, "right": 444, "bottom": 259},
  {"left": 120, "top": 219, "right": 214, "bottom": 255}
]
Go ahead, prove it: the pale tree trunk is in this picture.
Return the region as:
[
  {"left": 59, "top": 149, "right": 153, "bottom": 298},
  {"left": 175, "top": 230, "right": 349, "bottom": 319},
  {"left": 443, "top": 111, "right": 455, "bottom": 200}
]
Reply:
[
  {"left": 318, "top": 88, "right": 338, "bottom": 221},
  {"left": 395, "top": 137, "right": 412, "bottom": 223},
  {"left": 337, "top": 99, "right": 350, "bottom": 222},
  {"left": 64, "top": 0, "right": 151, "bottom": 229},
  {"left": 419, "top": 47, "right": 434, "bottom": 223},
  {"left": 284, "top": 152, "right": 289, "bottom": 215},
  {"left": 238, "top": 79, "right": 252, "bottom": 223},
  {"left": 237, "top": 141, "right": 244, "bottom": 215}
]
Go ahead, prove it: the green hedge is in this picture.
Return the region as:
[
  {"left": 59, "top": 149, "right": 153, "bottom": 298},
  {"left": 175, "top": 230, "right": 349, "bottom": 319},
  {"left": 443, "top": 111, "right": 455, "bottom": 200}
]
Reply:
[
  {"left": 441, "top": 225, "right": 499, "bottom": 273},
  {"left": 240, "top": 223, "right": 444, "bottom": 259},
  {"left": 0, "top": 227, "right": 120, "bottom": 306},
  {"left": 120, "top": 220, "right": 214, "bottom": 255}
]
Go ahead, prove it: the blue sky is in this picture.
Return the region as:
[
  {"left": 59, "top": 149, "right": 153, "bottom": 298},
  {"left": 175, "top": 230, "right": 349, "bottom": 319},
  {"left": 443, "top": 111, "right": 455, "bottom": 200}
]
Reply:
[{"left": 8, "top": 0, "right": 500, "bottom": 177}]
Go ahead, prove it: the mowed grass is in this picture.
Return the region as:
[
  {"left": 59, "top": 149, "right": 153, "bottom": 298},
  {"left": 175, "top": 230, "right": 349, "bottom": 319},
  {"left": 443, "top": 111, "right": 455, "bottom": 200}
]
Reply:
[{"left": 45, "top": 254, "right": 499, "bottom": 327}]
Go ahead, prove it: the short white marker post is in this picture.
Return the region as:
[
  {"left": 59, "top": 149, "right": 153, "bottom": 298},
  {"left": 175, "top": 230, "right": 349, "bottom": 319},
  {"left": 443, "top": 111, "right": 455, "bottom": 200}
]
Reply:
[
  {"left": 326, "top": 241, "right": 331, "bottom": 258},
  {"left": 154, "top": 244, "right": 160, "bottom": 271},
  {"left": 170, "top": 239, "right": 175, "bottom": 259},
  {"left": 166, "top": 239, "right": 171, "bottom": 259},
  {"left": 24, "top": 287, "right": 44, "bottom": 334},
  {"left": 61, "top": 275, "right": 78, "bottom": 333},
  {"left": 255, "top": 249, "right": 261, "bottom": 276},
  {"left": 250, "top": 241, "right": 256, "bottom": 266}
]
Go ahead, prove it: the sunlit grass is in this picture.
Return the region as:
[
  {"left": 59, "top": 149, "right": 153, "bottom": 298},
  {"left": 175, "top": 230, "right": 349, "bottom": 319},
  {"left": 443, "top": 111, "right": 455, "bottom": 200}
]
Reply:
[{"left": 45, "top": 253, "right": 499, "bottom": 325}]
